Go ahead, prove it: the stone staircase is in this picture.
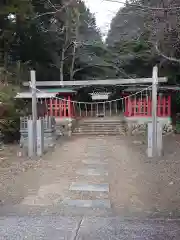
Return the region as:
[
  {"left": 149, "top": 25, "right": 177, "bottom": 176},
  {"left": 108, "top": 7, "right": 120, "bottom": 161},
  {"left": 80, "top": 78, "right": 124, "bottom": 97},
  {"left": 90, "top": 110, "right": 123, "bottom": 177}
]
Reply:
[{"left": 73, "top": 118, "right": 127, "bottom": 135}]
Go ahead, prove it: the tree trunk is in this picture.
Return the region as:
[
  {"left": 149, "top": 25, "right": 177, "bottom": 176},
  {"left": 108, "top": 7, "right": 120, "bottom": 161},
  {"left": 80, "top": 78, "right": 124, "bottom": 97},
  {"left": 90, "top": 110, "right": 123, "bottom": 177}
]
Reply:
[
  {"left": 70, "top": 42, "right": 76, "bottom": 80},
  {"left": 70, "top": 8, "right": 80, "bottom": 80},
  {"left": 60, "top": 48, "right": 65, "bottom": 82}
]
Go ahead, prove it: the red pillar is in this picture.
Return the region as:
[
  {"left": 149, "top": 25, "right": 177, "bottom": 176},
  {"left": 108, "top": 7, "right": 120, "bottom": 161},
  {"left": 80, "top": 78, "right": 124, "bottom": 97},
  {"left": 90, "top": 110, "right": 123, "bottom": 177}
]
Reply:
[
  {"left": 59, "top": 100, "right": 62, "bottom": 118},
  {"left": 62, "top": 99, "right": 64, "bottom": 117},
  {"left": 63, "top": 97, "right": 67, "bottom": 117},
  {"left": 138, "top": 99, "right": 141, "bottom": 116},
  {"left": 128, "top": 98, "right": 132, "bottom": 117},
  {"left": 143, "top": 98, "right": 146, "bottom": 116},
  {"left": 147, "top": 97, "right": 151, "bottom": 116},
  {"left": 162, "top": 97, "right": 166, "bottom": 117},
  {"left": 55, "top": 99, "right": 58, "bottom": 117},
  {"left": 133, "top": 98, "right": 136, "bottom": 116},
  {"left": 68, "top": 95, "right": 71, "bottom": 117},
  {"left": 167, "top": 95, "right": 171, "bottom": 117},
  {"left": 72, "top": 102, "right": 75, "bottom": 117},
  {"left": 57, "top": 99, "right": 60, "bottom": 117},
  {"left": 124, "top": 98, "right": 129, "bottom": 116}
]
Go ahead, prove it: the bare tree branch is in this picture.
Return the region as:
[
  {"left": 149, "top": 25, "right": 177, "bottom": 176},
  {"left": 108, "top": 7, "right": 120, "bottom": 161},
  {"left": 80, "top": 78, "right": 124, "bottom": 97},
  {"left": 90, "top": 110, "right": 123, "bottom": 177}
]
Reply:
[
  {"left": 155, "top": 42, "right": 180, "bottom": 63},
  {"left": 33, "top": 0, "right": 75, "bottom": 19},
  {"left": 104, "top": 0, "right": 180, "bottom": 10}
]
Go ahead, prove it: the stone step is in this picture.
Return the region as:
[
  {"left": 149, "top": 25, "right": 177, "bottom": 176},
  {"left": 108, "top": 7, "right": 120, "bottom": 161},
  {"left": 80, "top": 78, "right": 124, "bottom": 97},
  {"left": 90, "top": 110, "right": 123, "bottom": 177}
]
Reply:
[
  {"left": 74, "top": 124, "right": 126, "bottom": 128},
  {"left": 77, "top": 129, "right": 125, "bottom": 132},
  {"left": 82, "top": 159, "right": 108, "bottom": 165},
  {"left": 75, "top": 166, "right": 108, "bottom": 183},
  {"left": 79, "top": 120, "right": 125, "bottom": 124},
  {"left": 74, "top": 128, "right": 124, "bottom": 133},
  {"left": 79, "top": 123, "right": 125, "bottom": 125},
  {"left": 73, "top": 126, "right": 125, "bottom": 129},
  {"left": 73, "top": 129, "right": 126, "bottom": 133},
  {"left": 78, "top": 125, "right": 125, "bottom": 128},
  {"left": 69, "top": 182, "right": 109, "bottom": 192},
  {"left": 73, "top": 120, "right": 127, "bottom": 136},
  {"left": 74, "top": 125, "right": 125, "bottom": 128},
  {"left": 79, "top": 122, "right": 125, "bottom": 125},
  {"left": 76, "top": 167, "right": 108, "bottom": 176},
  {"left": 72, "top": 132, "right": 125, "bottom": 136},
  {"left": 62, "top": 199, "right": 111, "bottom": 208},
  {"left": 66, "top": 189, "right": 109, "bottom": 200}
]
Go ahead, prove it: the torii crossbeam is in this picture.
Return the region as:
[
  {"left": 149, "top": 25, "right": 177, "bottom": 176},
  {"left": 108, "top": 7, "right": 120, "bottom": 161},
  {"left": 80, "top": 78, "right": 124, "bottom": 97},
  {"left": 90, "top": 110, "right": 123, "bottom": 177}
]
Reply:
[{"left": 23, "top": 77, "right": 167, "bottom": 87}]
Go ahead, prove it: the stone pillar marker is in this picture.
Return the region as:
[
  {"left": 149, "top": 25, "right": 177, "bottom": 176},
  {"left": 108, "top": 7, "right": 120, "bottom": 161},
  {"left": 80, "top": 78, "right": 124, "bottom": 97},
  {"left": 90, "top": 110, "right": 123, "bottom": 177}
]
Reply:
[
  {"left": 68, "top": 118, "right": 72, "bottom": 137},
  {"left": 36, "top": 119, "right": 44, "bottom": 157},
  {"left": 152, "top": 66, "right": 158, "bottom": 157},
  {"left": 157, "top": 122, "right": 163, "bottom": 157},
  {"left": 28, "top": 119, "right": 34, "bottom": 158},
  {"left": 148, "top": 121, "right": 163, "bottom": 158},
  {"left": 30, "top": 70, "right": 37, "bottom": 157},
  {"left": 147, "top": 122, "right": 153, "bottom": 158}
]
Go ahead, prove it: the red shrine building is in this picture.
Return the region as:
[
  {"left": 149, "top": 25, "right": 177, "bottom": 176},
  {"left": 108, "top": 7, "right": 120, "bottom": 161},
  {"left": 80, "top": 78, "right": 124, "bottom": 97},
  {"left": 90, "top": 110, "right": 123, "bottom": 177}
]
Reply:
[
  {"left": 16, "top": 78, "right": 175, "bottom": 126},
  {"left": 122, "top": 87, "right": 171, "bottom": 119},
  {"left": 16, "top": 88, "right": 76, "bottom": 119}
]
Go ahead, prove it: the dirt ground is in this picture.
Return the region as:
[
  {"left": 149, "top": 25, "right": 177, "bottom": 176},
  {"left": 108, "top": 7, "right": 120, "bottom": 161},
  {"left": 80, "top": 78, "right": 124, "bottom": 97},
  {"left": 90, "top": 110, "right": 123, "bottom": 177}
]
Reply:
[
  {"left": 1, "top": 134, "right": 180, "bottom": 218},
  {"left": 0, "top": 138, "right": 82, "bottom": 207},
  {"left": 109, "top": 134, "right": 180, "bottom": 218}
]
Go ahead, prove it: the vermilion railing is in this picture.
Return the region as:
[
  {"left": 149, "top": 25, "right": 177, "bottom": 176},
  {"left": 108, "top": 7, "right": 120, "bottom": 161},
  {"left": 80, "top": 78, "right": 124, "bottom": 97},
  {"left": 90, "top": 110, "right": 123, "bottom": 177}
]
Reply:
[
  {"left": 46, "top": 96, "right": 75, "bottom": 118},
  {"left": 124, "top": 96, "right": 171, "bottom": 117},
  {"left": 45, "top": 95, "right": 171, "bottom": 118}
]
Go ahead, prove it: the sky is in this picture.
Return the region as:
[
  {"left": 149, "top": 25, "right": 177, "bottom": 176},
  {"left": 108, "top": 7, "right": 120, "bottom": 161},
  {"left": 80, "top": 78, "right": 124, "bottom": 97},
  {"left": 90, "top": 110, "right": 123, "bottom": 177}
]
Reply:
[{"left": 83, "top": 0, "right": 124, "bottom": 36}]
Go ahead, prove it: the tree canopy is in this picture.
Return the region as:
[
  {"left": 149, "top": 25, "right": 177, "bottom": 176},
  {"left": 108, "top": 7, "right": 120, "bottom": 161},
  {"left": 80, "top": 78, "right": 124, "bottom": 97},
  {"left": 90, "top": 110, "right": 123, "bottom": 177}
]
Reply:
[
  {"left": 1, "top": 0, "right": 180, "bottom": 84},
  {"left": 0, "top": 0, "right": 112, "bottom": 83},
  {"left": 106, "top": 0, "right": 180, "bottom": 82}
]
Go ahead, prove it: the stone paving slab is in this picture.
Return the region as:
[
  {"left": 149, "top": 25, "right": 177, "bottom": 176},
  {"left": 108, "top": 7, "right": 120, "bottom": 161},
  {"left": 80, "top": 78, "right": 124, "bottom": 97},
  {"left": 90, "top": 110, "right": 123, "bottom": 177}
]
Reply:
[
  {"left": 76, "top": 168, "right": 108, "bottom": 176},
  {"left": 63, "top": 199, "right": 111, "bottom": 208},
  {"left": 0, "top": 216, "right": 80, "bottom": 240},
  {"left": 70, "top": 182, "right": 109, "bottom": 192},
  {"left": 82, "top": 159, "right": 108, "bottom": 165},
  {"left": 77, "top": 217, "right": 180, "bottom": 240},
  {"left": 81, "top": 164, "right": 107, "bottom": 170},
  {"left": 0, "top": 204, "right": 113, "bottom": 217}
]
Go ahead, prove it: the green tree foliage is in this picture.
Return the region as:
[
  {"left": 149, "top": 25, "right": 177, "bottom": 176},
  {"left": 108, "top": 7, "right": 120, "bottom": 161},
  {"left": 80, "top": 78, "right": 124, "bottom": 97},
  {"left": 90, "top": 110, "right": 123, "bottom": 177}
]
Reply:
[
  {"left": 0, "top": 84, "right": 24, "bottom": 143},
  {"left": 0, "top": 0, "right": 116, "bottom": 142},
  {"left": 0, "top": 0, "right": 112, "bottom": 83},
  {"left": 0, "top": 0, "right": 33, "bottom": 66}
]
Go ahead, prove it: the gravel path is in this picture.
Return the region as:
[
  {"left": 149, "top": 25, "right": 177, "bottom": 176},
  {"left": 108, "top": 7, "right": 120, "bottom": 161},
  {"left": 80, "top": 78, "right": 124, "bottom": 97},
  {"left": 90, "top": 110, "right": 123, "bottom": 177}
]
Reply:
[
  {"left": 1, "top": 216, "right": 180, "bottom": 239},
  {"left": 1, "top": 135, "right": 180, "bottom": 218}
]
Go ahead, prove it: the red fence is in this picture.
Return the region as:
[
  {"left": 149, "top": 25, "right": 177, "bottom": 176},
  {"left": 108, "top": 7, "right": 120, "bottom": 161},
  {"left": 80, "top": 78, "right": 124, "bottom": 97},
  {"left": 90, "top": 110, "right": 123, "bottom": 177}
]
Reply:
[
  {"left": 46, "top": 96, "right": 75, "bottom": 118},
  {"left": 44, "top": 95, "right": 171, "bottom": 118},
  {"left": 124, "top": 96, "right": 171, "bottom": 117}
]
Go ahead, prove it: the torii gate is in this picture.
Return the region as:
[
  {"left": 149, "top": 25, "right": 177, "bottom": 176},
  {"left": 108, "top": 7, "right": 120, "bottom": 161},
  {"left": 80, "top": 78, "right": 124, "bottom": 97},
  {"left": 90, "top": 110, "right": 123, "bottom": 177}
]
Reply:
[
  {"left": 22, "top": 71, "right": 168, "bottom": 118},
  {"left": 24, "top": 66, "right": 165, "bottom": 157},
  {"left": 22, "top": 74, "right": 168, "bottom": 119}
]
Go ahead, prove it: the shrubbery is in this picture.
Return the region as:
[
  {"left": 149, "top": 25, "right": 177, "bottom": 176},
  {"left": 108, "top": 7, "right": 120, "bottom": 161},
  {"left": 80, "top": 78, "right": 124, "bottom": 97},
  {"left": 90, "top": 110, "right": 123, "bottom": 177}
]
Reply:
[{"left": 0, "top": 85, "right": 23, "bottom": 143}]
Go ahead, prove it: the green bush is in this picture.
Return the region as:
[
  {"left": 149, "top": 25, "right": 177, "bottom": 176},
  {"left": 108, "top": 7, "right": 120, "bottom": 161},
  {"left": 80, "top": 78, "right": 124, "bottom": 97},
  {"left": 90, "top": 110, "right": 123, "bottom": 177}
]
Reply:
[{"left": 0, "top": 84, "right": 24, "bottom": 143}]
